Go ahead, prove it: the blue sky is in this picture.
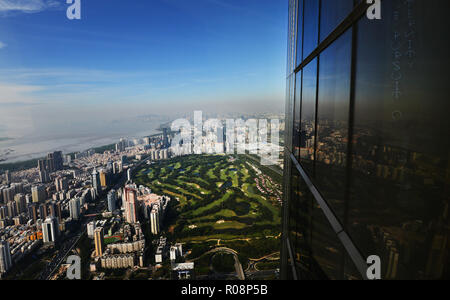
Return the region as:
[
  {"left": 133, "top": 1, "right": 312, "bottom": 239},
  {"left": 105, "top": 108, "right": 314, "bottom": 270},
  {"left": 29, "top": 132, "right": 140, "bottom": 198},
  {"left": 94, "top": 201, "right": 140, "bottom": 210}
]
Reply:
[{"left": 0, "top": 0, "right": 287, "bottom": 140}]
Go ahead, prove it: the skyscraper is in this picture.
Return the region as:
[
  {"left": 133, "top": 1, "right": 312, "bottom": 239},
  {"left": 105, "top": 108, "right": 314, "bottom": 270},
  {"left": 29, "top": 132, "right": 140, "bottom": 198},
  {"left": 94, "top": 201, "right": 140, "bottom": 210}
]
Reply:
[
  {"left": 69, "top": 198, "right": 81, "bottom": 220},
  {"left": 31, "top": 185, "right": 46, "bottom": 203},
  {"left": 48, "top": 201, "right": 62, "bottom": 223},
  {"left": 150, "top": 208, "right": 160, "bottom": 235},
  {"left": 92, "top": 168, "right": 100, "bottom": 195},
  {"left": 39, "top": 203, "right": 47, "bottom": 220},
  {"left": 127, "top": 169, "right": 132, "bottom": 182},
  {"left": 115, "top": 138, "right": 127, "bottom": 153},
  {"left": 4, "top": 171, "right": 11, "bottom": 184},
  {"left": 107, "top": 189, "right": 117, "bottom": 212},
  {"left": 2, "top": 186, "right": 15, "bottom": 203},
  {"left": 38, "top": 170, "right": 50, "bottom": 183},
  {"left": 37, "top": 151, "right": 63, "bottom": 183},
  {"left": 124, "top": 185, "right": 138, "bottom": 224},
  {"left": 55, "top": 176, "right": 68, "bottom": 192},
  {"left": 94, "top": 227, "right": 104, "bottom": 257},
  {"left": 162, "top": 127, "right": 170, "bottom": 148},
  {"left": 99, "top": 169, "right": 109, "bottom": 188},
  {"left": 0, "top": 240, "right": 12, "bottom": 275},
  {"left": 14, "top": 193, "right": 26, "bottom": 214},
  {"left": 87, "top": 221, "right": 96, "bottom": 238},
  {"left": 282, "top": 0, "right": 450, "bottom": 280},
  {"left": 112, "top": 161, "right": 123, "bottom": 174},
  {"left": 28, "top": 204, "right": 38, "bottom": 224},
  {"left": 42, "top": 217, "right": 59, "bottom": 243}
]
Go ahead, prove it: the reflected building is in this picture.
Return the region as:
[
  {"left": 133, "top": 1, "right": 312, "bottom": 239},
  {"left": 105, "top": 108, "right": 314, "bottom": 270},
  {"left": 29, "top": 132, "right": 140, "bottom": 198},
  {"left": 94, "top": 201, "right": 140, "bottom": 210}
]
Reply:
[{"left": 282, "top": 0, "right": 450, "bottom": 280}]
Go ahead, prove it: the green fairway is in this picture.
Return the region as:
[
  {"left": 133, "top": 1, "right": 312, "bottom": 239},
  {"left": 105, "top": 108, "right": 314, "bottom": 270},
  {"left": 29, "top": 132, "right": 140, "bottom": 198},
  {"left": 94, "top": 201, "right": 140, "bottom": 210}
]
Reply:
[{"left": 134, "top": 154, "right": 282, "bottom": 244}]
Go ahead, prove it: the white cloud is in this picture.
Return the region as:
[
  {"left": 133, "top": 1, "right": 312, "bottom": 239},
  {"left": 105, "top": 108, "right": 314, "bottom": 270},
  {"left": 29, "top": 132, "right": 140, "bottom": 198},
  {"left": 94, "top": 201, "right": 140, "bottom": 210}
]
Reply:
[
  {"left": 0, "top": 0, "right": 60, "bottom": 14},
  {"left": 0, "top": 83, "right": 44, "bottom": 104},
  {"left": 0, "top": 41, "right": 5, "bottom": 49}
]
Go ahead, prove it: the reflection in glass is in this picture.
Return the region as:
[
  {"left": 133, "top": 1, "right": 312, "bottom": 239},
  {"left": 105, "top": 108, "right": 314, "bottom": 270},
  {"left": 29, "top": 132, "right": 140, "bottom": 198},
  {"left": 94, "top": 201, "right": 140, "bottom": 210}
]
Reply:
[
  {"left": 299, "top": 59, "right": 317, "bottom": 177},
  {"left": 288, "top": 166, "right": 303, "bottom": 279},
  {"left": 285, "top": 74, "right": 295, "bottom": 152},
  {"left": 296, "top": 0, "right": 304, "bottom": 66},
  {"left": 350, "top": 0, "right": 450, "bottom": 279},
  {"left": 315, "top": 30, "right": 352, "bottom": 221},
  {"left": 302, "top": 0, "right": 319, "bottom": 59},
  {"left": 319, "top": 0, "right": 353, "bottom": 42},
  {"left": 293, "top": 72, "right": 302, "bottom": 158},
  {"left": 310, "top": 200, "right": 344, "bottom": 280},
  {"left": 290, "top": 167, "right": 337, "bottom": 279}
]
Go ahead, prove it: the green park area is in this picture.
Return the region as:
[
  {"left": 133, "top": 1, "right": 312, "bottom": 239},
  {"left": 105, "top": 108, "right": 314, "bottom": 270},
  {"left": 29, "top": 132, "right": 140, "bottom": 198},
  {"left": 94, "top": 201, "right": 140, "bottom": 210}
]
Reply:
[{"left": 134, "top": 154, "right": 283, "bottom": 268}]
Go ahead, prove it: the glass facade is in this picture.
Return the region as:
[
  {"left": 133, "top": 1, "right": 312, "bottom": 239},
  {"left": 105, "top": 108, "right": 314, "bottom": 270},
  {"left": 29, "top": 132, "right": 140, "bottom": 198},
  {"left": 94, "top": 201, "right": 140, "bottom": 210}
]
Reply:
[{"left": 282, "top": 0, "right": 450, "bottom": 280}]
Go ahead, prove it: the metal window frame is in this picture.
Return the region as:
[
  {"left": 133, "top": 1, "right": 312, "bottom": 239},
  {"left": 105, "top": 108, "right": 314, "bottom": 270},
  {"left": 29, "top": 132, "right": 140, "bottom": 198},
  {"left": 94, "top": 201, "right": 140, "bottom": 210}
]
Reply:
[{"left": 282, "top": 0, "right": 373, "bottom": 280}]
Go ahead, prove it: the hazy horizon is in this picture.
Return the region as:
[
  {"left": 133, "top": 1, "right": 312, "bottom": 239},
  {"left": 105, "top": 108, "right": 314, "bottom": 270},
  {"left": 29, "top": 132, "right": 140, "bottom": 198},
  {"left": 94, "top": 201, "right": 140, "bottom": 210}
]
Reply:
[{"left": 0, "top": 0, "right": 287, "bottom": 163}]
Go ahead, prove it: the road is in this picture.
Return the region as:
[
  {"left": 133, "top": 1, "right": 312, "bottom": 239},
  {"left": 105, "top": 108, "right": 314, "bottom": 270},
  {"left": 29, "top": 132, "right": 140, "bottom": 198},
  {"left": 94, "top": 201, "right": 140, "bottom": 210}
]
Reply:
[{"left": 189, "top": 247, "right": 245, "bottom": 280}]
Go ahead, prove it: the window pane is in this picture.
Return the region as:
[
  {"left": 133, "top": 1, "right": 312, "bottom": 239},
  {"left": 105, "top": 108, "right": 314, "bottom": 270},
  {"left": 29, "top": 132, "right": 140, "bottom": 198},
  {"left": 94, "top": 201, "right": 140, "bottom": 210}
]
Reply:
[
  {"left": 310, "top": 189, "right": 344, "bottom": 280},
  {"left": 290, "top": 167, "right": 343, "bottom": 279},
  {"left": 303, "top": 0, "right": 319, "bottom": 58},
  {"left": 299, "top": 58, "right": 317, "bottom": 177},
  {"left": 320, "top": 0, "right": 353, "bottom": 42},
  {"left": 315, "top": 30, "right": 352, "bottom": 221},
  {"left": 293, "top": 71, "right": 302, "bottom": 158},
  {"left": 296, "top": 0, "right": 304, "bottom": 66},
  {"left": 285, "top": 74, "right": 295, "bottom": 152},
  {"left": 349, "top": 0, "right": 450, "bottom": 280},
  {"left": 289, "top": 166, "right": 306, "bottom": 278}
]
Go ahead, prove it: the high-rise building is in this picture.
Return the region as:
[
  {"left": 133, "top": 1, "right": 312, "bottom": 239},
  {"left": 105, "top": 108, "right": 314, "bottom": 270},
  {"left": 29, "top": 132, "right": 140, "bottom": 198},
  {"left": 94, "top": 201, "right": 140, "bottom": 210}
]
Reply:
[
  {"left": 170, "top": 246, "right": 177, "bottom": 261},
  {"left": 94, "top": 227, "right": 104, "bottom": 257},
  {"left": 6, "top": 201, "right": 17, "bottom": 218},
  {"left": 42, "top": 217, "right": 59, "bottom": 243},
  {"left": 38, "top": 203, "right": 47, "bottom": 220},
  {"left": 31, "top": 185, "right": 46, "bottom": 203},
  {"left": 99, "top": 169, "right": 109, "bottom": 188},
  {"left": 28, "top": 203, "right": 38, "bottom": 223},
  {"left": 55, "top": 176, "right": 68, "bottom": 192},
  {"left": 48, "top": 201, "right": 62, "bottom": 223},
  {"left": 14, "top": 193, "right": 26, "bottom": 214},
  {"left": 69, "top": 198, "right": 81, "bottom": 220},
  {"left": 124, "top": 185, "right": 138, "bottom": 224},
  {"left": 282, "top": 0, "right": 450, "bottom": 280},
  {"left": 25, "top": 194, "right": 32, "bottom": 205},
  {"left": 12, "top": 182, "right": 23, "bottom": 194},
  {"left": 107, "top": 189, "right": 117, "bottom": 212},
  {"left": 2, "top": 186, "right": 15, "bottom": 203},
  {"left": 64, "top": 154, "right": 72, "bottom": 165},
  {"left": 38, "top": 170, "right": 50, "bottom": 183},
  {"left": 112, "top": 161, "right": 123, "bottom": 174},
  {"left": 0, "top": 240, "right": 12, "bottom": 275},
  {"left": 162, "top": 127, "right": 170, "bottom": 148},
  {"left": 38, "top": 151, "right": 63, "bottom": 181},
  {"left": 127, "top": 169, "right": 132, "bottom": 182},
  {"left": 150, "top": 208, "right": 160, "bottom": 235},
  {"left": 0, "top": 206, "right": 7, "bottom": 220},
  {"left": 47, "top": 151, "right": 63, "bottom": 171},
  {"left": 4, "top": 171, "right": 11, "bottom": 184},
  {"left": 115, "top": 139, "right": 127, "bottom": 153},
  {"left": 87, "top": 221, "right": 96, "bottom": 238},
  {"left": 92, "top": 168, "right": 100, "bottom": 195}
]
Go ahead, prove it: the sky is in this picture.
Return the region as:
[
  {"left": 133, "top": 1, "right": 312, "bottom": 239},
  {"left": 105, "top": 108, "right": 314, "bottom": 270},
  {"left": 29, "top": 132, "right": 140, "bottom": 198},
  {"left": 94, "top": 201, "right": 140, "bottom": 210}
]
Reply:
[{"left": 0, "top": 0, "right": 288, "bottom": 143}]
